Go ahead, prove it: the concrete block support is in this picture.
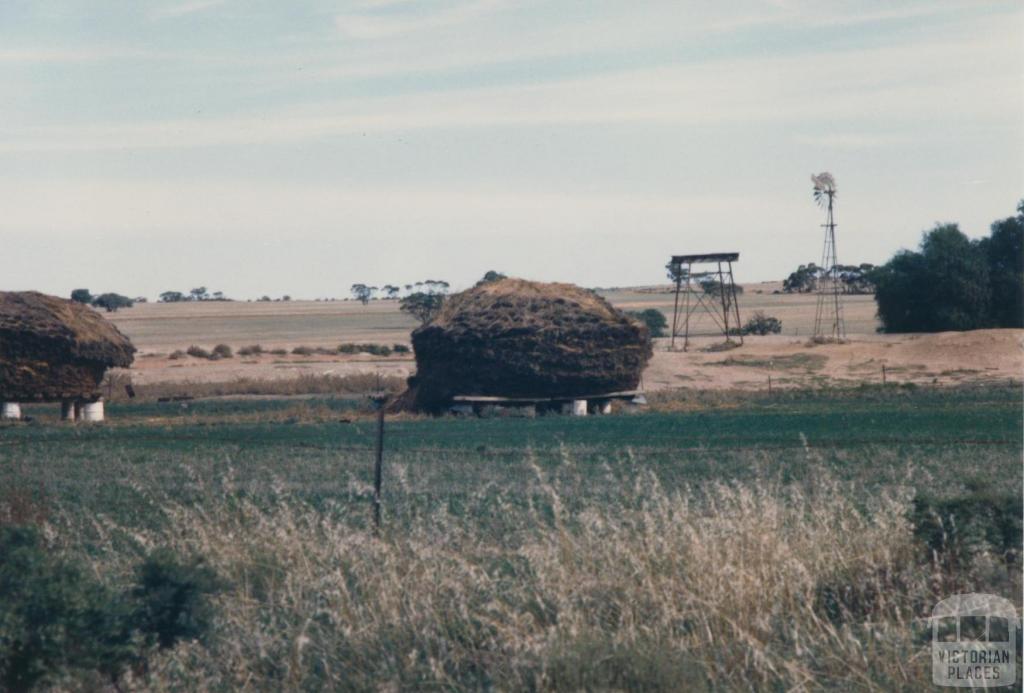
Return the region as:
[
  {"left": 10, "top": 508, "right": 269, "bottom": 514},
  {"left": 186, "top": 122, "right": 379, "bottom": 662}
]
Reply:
[
  {"left": 572, "top": 399, "right": 588, "bottom": 416},
  {"left": 81, "top": 400, "right": 105, "bottom": 422},
  {"left": 61, "top": 400, "right": 76, "bottom": 421},
  {"left": 1, "top": 402, "right": 21, "bottom": 420},
  {"left": 599, "top": 401, "right": 613, "bottom": 415}
]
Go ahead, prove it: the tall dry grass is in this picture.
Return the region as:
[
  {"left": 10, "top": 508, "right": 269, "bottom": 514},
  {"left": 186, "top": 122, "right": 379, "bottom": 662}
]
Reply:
[{"left": 47, "top": 458, "right": 1017, "bottom": 692}]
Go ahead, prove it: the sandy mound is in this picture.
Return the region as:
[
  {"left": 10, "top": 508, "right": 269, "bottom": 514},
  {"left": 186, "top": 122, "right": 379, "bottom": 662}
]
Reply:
[
  {"left": 0, "top": 291, "right": 135, "bottom": 401},
  {"left": 641, "top": 329, "right": 1023, "bottom": 391},
  {"left": 406, "top": 278, "right": 652, "bottom": 411}
]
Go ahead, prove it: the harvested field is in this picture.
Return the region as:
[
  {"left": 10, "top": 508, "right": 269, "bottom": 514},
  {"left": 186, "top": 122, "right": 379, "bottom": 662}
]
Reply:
[{"left": 104, "top": 288, "right": 1022, "bottom": 395}]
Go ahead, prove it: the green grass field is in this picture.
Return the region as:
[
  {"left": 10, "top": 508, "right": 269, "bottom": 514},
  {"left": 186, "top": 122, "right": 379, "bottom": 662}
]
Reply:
[
  {"left": 2, "top": 384, "right": 1021, "bottom": 690},
  {"left": 4, "top": 384, "right": 1019, "bottom": 532}
]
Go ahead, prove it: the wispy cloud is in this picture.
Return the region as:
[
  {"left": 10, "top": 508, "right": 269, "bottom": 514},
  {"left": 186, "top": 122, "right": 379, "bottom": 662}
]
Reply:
[
  {"left": 150, "top": 0, "right": 226, "bottom": 20},
  {"left": 334, "top": 0, "right": 507, "bottom": 39},
  {"left": 0, "top": 47, "right": 134, "bottom": 64},
  {"left": 793, "top": 133, "right": 913, "bottom": 149},
  {"left": 2, "top": 18, "right": 1016, "bottom": 153}
]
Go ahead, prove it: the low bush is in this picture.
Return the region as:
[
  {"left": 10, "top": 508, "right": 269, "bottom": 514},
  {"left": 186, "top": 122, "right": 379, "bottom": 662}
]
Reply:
[
  {"left": 168, "top": 350, "right": 186, "bottom": 360},
  {"left": 186, "top": 345, "right": 211, "bottom": 359},
  {"left": 627, "top": 309, "right": 668, "bottom": 338},
  {"left": 132, "top": 549, "right": 223, "bottom": 650},
  {"left": 0, "top": 527, "right": 221, "bottom": 691},
  {"left": 741, "top": 311, "right": 783, "bottom": 336},
  {"left": 911, "top": 486, "right": 1022, "bottom": 571},
  {"left": 393, "top": 344, "right": 410, "bottom": 354},
  {"left": 338, "top": 343, "right": 392, "bottom": 356},
  {"left": 212, "top": 344, "right": 233, "bottom": 359},
  {"left": 291, "top": 346, "right": 315, "bottom": 356},
  {"left": 269, "top": 348, "right": 288, "bottom": 356},
  {"left": 237, "top": 345, "right": 263, "bottom": 356}
]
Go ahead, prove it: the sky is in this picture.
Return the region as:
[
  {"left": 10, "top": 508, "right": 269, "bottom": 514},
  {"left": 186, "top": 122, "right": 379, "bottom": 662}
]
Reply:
[{"left": 1, "top": 0, "right": 1022, "bottom": 300}]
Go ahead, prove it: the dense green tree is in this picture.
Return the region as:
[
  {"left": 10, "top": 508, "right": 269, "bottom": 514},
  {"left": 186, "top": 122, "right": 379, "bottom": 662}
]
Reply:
[
  {"left": 837, "top": 263, "right": 876, "bottom": 294},
  {"left": 665, "top": 260, "right": 687, "bottom": 284},
  {"left": 782, "top": 264, "right": 820, "bottom": 293},
  {"left": 91, "top": 293, "right": 134, "bottom": 312},
  {"left": 873, "top": 224, "right": 991, "bottom": 332},
  {"left": 400, "top": 292, "right": 444, "bottom": 324},
  {"left": 700, "top": 279, "right": 744, "bottom": 297},
  {"left": 399, "top": 279, "right": 449, "bottom": 324},
  {"left": 159, "top": 291, "right": 186, "bottom": 303},
  {"left": 350, "top": 284, "right": 376, "bottom": 305},
  {"left": 978, "top": 202, "right": 1023, "bottom": 328},
  {"left": 70, "top": 288, "right": 93, "bottom": 304}
]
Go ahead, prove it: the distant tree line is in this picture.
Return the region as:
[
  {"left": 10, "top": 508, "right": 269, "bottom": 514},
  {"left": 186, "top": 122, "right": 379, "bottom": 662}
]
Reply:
[
  {"left": 158, "top": 287, "right": 232, "bottom": 303},
  {"left": 350, "top": 280, "right": 452, "bottom": 306},
  {"left": 871, "top": 201, "right": 1022, "bottom": 332},
  {"left": 782, "top": 263, "right": 876, "bottom": 294},
  {"left": 350, "top": 271, "right": 508, "bottom": 324}
]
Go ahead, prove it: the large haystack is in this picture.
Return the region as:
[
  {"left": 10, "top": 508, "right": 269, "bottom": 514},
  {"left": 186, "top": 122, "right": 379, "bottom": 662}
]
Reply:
[
  {"left": 0, "top": 291, "right": 135, "bottom": 402},
  {"left": 406, "top": 278, "right": 651, "bottom": 412}
]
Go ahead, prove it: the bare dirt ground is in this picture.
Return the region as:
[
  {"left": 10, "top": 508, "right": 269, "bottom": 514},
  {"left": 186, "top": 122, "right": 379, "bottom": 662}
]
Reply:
[{"left": 109, "top": 287, "right": 1023, "bottom": 392}]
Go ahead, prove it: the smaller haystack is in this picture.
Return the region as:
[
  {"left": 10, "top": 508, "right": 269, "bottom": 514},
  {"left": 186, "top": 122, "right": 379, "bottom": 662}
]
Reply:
[
  {"left": 405, "top": 278, "right": 651, "bottom": 412},
  {"left": 0, "top": 291, "right": 135, "bottom": 403}
]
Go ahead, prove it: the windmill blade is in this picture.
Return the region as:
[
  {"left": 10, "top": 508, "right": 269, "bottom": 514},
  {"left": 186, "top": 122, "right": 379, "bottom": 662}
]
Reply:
[{"left": 811, "top": 172, "right": 837, "bottom": 192}]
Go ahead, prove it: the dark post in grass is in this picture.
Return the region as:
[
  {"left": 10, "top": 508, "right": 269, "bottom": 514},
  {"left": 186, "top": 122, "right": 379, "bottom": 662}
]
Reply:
[{"left": 369, "top": 377, "right": 390, "bottom": 532}]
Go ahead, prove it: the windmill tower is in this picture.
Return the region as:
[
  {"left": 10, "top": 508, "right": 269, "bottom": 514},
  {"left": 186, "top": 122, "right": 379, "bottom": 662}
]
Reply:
[{"left": 811, "top": 172, "right": 846, "bottom": 342}]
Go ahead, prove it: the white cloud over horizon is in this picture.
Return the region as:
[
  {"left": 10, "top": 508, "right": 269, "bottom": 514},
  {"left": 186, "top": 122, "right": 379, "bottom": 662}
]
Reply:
[{"left": 0, "top": 0, "right": 1020, "bottom": 298}]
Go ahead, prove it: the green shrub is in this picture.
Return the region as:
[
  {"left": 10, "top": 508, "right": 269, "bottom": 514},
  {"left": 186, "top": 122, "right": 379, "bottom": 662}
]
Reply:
[
  {"left": 269, "top": 348, "right": 288, "bottom": 356},
  {"left": 338, "top": 343, "right": 392, "bottom": 356},
  {"left": 186, "top": 345, "right": 211, "bottom": 359},
  {"left": 212, "top": 344, "right": 233, "bottom": 359},
  {"left": 132, "top": 549, "right": 222, "bottom": 649},
  {"left": 238, "top": 345, "right": 263, "bottom": 356},
  {"left": 741, "top": 311, "right": 782, "bottom": 336},
  {"left": 0, "top": 527, "right": 222, "bottom": 690},
  {"left": 911, "top": 487, "right": 1022, "bottom": 569},
  {"left": 292, "top": 346, "right": 315, "bottom": 356},
  {"left": 168, "top": 350, "right": 186, "bottom": 360},
  {"left": 361, "top": 343, "right": 391, "bottom": 357},
  {"left": 92, "top": 293, "right": 135, "bottom": 313},
  {"left": 0, "top": 525, "right": 130, "bottom": 690},
  {"left": 627, "top": 309, "right": 667, "bottom": 338},
  {"left": 393, "top": 344, "right": 410, "bottom": 354}
]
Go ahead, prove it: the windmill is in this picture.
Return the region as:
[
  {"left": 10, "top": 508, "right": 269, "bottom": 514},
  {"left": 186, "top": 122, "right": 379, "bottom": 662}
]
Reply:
[{"left": 811, "top": 172, "right": 846, "bottom": 342}]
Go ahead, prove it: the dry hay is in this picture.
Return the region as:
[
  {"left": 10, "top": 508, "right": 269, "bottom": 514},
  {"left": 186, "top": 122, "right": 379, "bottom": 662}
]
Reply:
[
  {"left": 0, "top": 291, "right": 135, "bottom": 401},
  {"left": 404, "top": 278, "right": 651, "bottom": 412}
]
